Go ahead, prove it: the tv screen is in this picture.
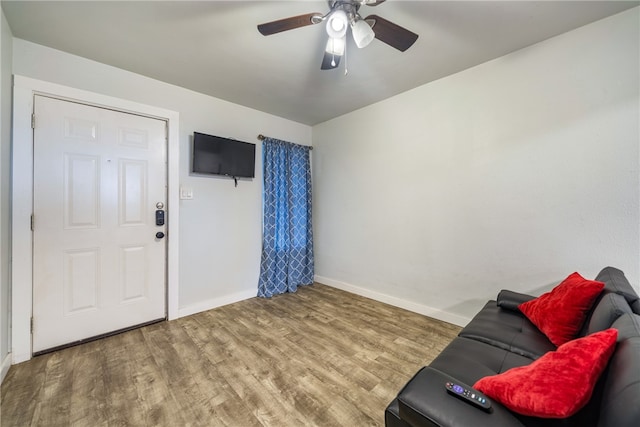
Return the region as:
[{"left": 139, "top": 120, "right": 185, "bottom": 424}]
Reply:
[{"left": 192, "top": 132, "right": 256, "bottom": 178}]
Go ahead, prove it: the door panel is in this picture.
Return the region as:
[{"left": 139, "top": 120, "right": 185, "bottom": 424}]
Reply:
[
  {"left": 64, "top": 154, "right": 100, "bottom": 228},
  {"left": 64, "top": 248, "right": 99, "bottom": 313},
  {"left": 32, "top": 96, "right": 167, "bottom": 353}
]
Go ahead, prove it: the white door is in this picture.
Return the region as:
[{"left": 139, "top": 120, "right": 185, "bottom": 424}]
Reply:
[{"left": 32, "top": 95, "right": 167, "bottom": 353}]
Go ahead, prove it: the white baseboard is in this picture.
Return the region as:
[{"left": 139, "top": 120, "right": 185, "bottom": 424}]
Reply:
[
  {"left": 177, "top": 289, "right": 257, "bottom": 319},
  {"left": 1, "top": 352, "right": 11, "bottom": 384},
  {"left": 314, "top": 275, "right": 470, "bottom": 327}
]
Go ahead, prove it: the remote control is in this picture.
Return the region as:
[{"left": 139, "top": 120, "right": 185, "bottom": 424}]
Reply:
[{"left": 445, "top": 381, "right": 492, "bottom": 411}]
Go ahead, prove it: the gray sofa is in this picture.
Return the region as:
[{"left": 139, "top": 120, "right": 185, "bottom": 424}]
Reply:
[{"left": 385, "top": 267, "right": 640, "bottom": 427}]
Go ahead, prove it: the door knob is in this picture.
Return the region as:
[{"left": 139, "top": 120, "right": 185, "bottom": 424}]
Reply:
[{"left": 156, "top": 232, "right": 165, "bottom": 239}]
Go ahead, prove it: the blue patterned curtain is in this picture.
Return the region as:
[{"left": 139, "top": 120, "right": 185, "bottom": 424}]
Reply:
[
  {"left": 258, "top": 138, "right": 313, "bottom": 298},
  {"left": 258, "top": 137, "right": 314, "bottom": 298}
]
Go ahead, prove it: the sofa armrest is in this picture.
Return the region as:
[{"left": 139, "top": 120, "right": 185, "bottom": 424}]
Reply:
[
  {"left": 496, "top": 290, "right": 535, "bottom": 311},
  {"left": 397, "top": 367, "right": 525, "bottom": 427}
]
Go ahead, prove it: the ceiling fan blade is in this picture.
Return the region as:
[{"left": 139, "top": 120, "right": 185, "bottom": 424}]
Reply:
[
  {"left": 365, "top": 14, "right": 418, "bottom": 52},
  {"left": 321, "top": 51, "right": 341, "bottom": 70},
  {"left": 257, "top": 13, "right": 322, "bottom": 36}
]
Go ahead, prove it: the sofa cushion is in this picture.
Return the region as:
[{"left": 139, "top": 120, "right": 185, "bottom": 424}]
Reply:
[
  {"left": 474, "top": 329, "right": 617, "bottom": 419},
  {"left": 597, "top": 314, "right": 640, "bottom": 427},
  {"left": 595, "top": 266, "right": 639, "bottom": 304},
  {"left": 430, "top": 336, "right": 535, "bottom": 387},
  {"left": 458, "top": 301, "right": 556, "bottom": 360},
  {"left": 610, "top": 312, "right": 640, "bottom": 341},
  {"left": 519, "top": 272, "right": 604, "bottom": 346},
  {"left": 582, "top": 292, "right": 633, "bottom": 336}
]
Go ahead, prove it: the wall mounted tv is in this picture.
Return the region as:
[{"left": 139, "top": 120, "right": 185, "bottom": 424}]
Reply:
[{"left": 192, "top": 132, "right": 256, "bottom": 179}]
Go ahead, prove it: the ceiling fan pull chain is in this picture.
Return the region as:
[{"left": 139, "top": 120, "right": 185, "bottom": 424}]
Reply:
[{"left": 344, "top": 39, "right": 349, "bottom": 75}]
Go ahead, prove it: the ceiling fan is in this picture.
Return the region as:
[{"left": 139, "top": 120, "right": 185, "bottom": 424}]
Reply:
[{"left": 257, "top": 0, "right": 418, "bottom": 70}]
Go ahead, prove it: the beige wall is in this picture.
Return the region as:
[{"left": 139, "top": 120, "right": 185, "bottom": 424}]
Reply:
[
  {"left": 11, "top": 38, "right": 312, "bottom": 316},
  {"left": 1, "top": 7, "right": 14, "bottom": 380},
  {"left": 312, "top": 8, "right": 640, "bottom": 325}
]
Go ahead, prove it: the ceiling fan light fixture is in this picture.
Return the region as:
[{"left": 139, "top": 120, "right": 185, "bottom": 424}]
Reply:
[
  {"left": 325, "top": 36, "right": 346, "bottom": 56},
  {"left": 351, "top": 18, "right": 375, "bottom": 48},
  {"left": 326, "top": 10, "right": 348, "bottom": 38}
]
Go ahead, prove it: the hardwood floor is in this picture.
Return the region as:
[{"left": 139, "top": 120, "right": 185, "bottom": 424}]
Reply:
[{"left": 1, "top": 284, "right": 460, "bottom": 427}]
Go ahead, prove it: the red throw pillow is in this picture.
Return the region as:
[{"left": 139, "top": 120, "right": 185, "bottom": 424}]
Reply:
[
  {"left": 519, "top": 272, "right": 604, "bottom": 346},
  {"left": 474, "top": 328, "right": 617, "bottom": 418}
]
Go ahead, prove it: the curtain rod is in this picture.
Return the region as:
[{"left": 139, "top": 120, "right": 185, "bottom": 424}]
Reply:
[{"left": 257, "top": 134, "right": 313, "bottom": 149}]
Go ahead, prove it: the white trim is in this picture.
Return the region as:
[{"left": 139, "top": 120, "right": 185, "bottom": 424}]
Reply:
[
  {"left": 177, "top": 290, "right": 256, "bottom": 318},
  {"left": 314, "top": 275, "right": 470, "bottom": 327},
  {"left": 0, "top": 351, "right": 10, "bottom": 383},
  {"left": 11, "top": 75, "right": 180, "bottom": 363}
]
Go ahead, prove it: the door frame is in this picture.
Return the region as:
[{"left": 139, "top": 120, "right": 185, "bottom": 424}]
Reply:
[{"left": 12, "top": 75, "right": 180, "bottom": 363}]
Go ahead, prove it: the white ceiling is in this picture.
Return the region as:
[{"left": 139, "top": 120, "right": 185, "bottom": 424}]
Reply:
[{"left": 2, "top": 1, "right": 638, "bottom": 125}]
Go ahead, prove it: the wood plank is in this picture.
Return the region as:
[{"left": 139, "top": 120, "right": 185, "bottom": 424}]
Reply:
[
  {"left": 0, "top": 348, "right": 49, "bottom": 426},
  {"left": 1, "top": 284, "right": 460, "bottom": 426},
  {"left": 68, "top": 340, "right": 109, "bottom": 427}
]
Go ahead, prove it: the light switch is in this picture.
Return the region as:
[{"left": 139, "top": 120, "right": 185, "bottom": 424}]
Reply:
[{"left": 180, "top": 186, "right": 193, "bottom": 200}]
